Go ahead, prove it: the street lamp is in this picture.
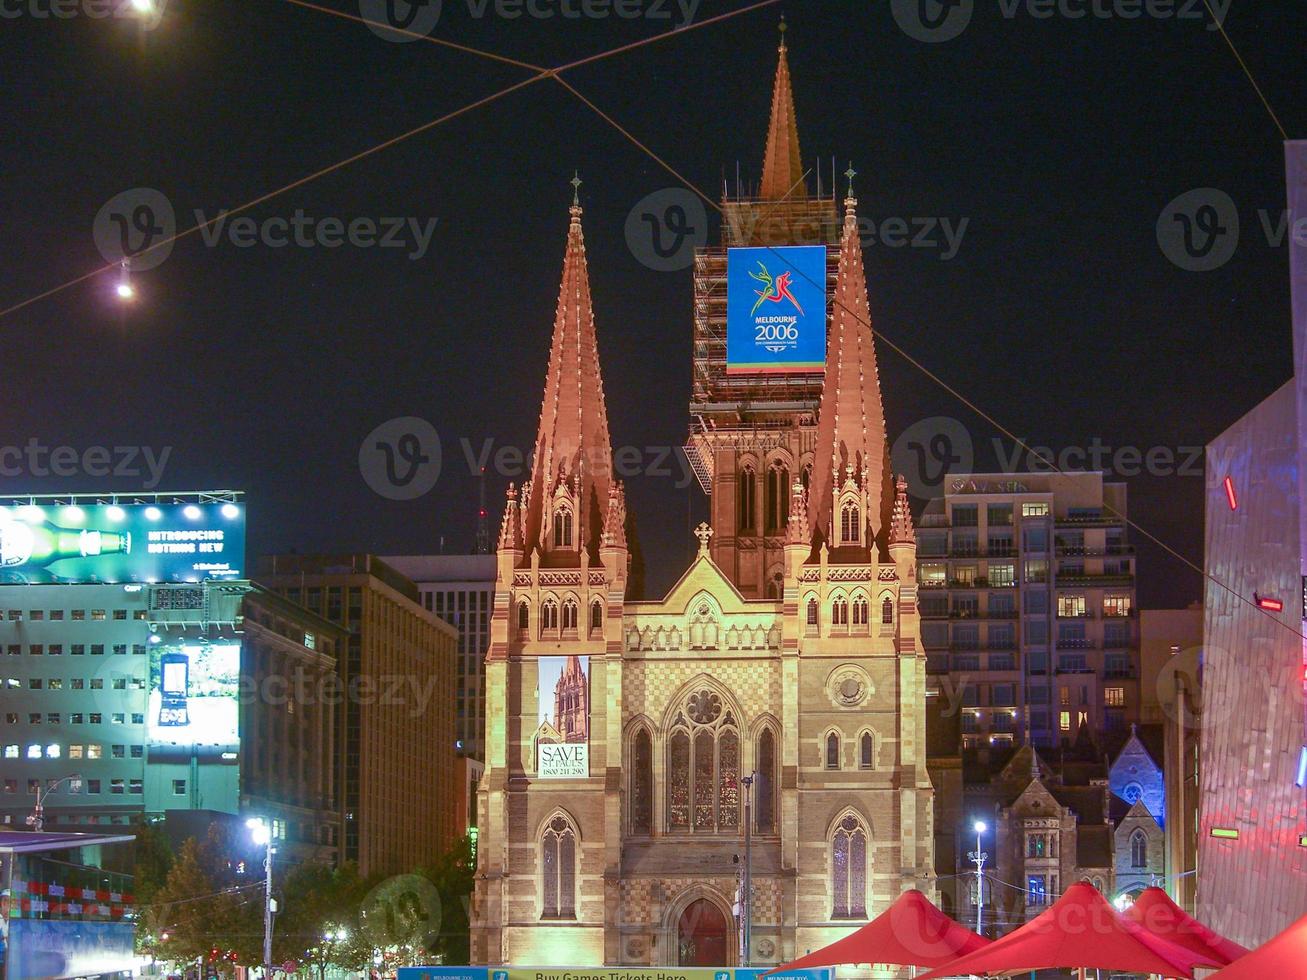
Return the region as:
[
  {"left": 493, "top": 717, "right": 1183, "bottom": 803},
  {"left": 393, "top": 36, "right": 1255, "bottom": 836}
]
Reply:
[
  {"left": 968, "top": 820, "right": 988, "bottom": 935},
  {"left": 740, "top": 772, "right": 754, "bottom": 967},
  {"left": 28, "top": 773, "right": 81, "bottom": 832},
  {"left": 246, "top": 817, "right": 275, "bottom": 980}
]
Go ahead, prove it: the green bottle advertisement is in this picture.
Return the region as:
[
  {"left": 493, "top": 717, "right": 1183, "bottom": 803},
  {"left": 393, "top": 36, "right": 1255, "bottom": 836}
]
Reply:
[{"left": 0, "top": 514, "right": 131, "bottom": 569}]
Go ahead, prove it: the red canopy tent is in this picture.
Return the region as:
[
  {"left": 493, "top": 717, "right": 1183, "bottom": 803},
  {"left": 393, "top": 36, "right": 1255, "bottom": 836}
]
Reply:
[
  {"left": 1125, "top": 887, "right": 1250, "bottom": 967},
  {"left": 765, "top": 889, "right": 989, "bottom": 973},
  {"left": 1206, "top": 913, "right": 1307, "bottom": 979},
  {"left": 914, "top": 881, "right": 1209, "bottom": 980}
]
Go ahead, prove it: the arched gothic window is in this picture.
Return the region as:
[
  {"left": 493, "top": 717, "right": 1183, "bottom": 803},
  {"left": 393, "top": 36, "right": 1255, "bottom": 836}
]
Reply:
[
  {"left": 766, "top": 462, "right": 790, "bottom": 533},
  {"left": 882, "top": 597, "right": 894, "bottom": 624},
  {"left": 517, "top": 600, "right": 530, "bottom": 631},
  {"left": 800, "top": 463, "right": 812, "bottom": 492},
  {"left": 631, "top": 728, "right": 652, "bottom": 834},
  {"left": 552, "top": 506, "right": 573, "bottom": 548},
  {"left": 832, "top": 597, "right": 849, "bottom": 626},
  {"left": 766, "top": 571, "right": 783, "bottom": 600},
  {"left": 589, "top": 599, "right": 603, "bottom": 633},
  {"left": 826, "top": 731, "right": 841, "bottom": 770},
  {"left": 1131, "top": 829, "right": 1147, "bottom": 868},
  {"left": 666, "top": 689, "right": 740, "bottom": 833},
  {"left": 737, "top": 467, "right": 756, "bottom": 534},
  {"left": 561, "top": 599, "right": 578, "bottom": 632},
  {"left": 540, "top": 599, "right": 559, "bottom": 632},
  {"left": 806, "top": 597, "right": 819, "bottom": 627},
  {"left": 756, "top": 727, "right": 777, "bottom": 834},
  {"left": 541, "top": 815, "right": 577, "bottom": 919},
  {"left": 841, "top": 502, "right": 860, "bottom": 544},
  {"left": 859, "top": 732, "right": 874, "bottom": 769},
  {"left": 831, "top": 814, "right": 868, "bottom": 918},
  {"left": 852, "top": 596, "right": 868, "bottom": 626}
]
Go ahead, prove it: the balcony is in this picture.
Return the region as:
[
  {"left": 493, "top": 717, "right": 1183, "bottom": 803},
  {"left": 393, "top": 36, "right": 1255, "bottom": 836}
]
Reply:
[
  {"left": 1056, "top": 610, "right": 1096, "bottom": 619},
  {"left": 1055, "top": 544, "right": 1136, "bottom": 556},
  {"left": 1055, "top": 513, "right": 1126, "bottom": 527},
  {"left": 1055, "top": 637, "right": 1095, "bottom": 650},
  {"left": 1103, "top": 668, "right": 1138, "bottom": 680},
  {"left": 1055, "top": 572, "right": 1134, "bottom": 586}
]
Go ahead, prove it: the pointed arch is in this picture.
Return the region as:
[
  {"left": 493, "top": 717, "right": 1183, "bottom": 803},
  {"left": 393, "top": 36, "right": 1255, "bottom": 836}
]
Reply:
[
  {"left": 538, "top": 808, "right": 580, "bottom": 919},
  {"left": 1130, "top": 828, "right": 1148, "bottom": 868},
  {"left": 828, "top": 808, "right": 870, "bottom": 920},
  {"left": 540, "top": 595, "right": 560, "bottom": 634},
  {"left": 850, "top": 589, "right": 869, "bottom": 629},
  {"left": 830, "top": 589, "right": 849, "bottom": 628},
  {"left": 517, "top": 598, "right": 531, "bottom": 632},
  {"left": 659, "top": 884, "right": 737, "bottom": 967},
  {"left": 626, "top": 717, "right": 655, "bottom": 836},
  {"left": 840, "top": 499, "right": 861, "bottom": 545},
  {"left": 765, "top": 456, "right": 791, "bottom": 533},
  {"left": 589, "top": 597, "right": 603, "bottom": 634},
  {"left": 805, "top": 594, "right": 819, "bottom": 632},
  {"left": 552, "top": 501, "right": 574, "bottom": 548},
  {"left": 561, "top": 595, "right": 579, "bottom": 632},
  {"left": 662, "top": 676, "right": 744, "bottom": 833},
  {"left": 823, "top": 728, "right": 843, "bottom": 770},
  {"left": 752, "top": 716, "right": 780, "bottom": 835},
  {"left": 737, "top": 463, "right": 757, "bottom": 534},
  {"left": 857, "top": 728, "right": 879, "bottom": 770}
]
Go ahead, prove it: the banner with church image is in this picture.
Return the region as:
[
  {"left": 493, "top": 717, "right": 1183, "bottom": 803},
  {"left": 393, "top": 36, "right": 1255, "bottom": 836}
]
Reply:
[{"left": 535, "top": 655, "right": 590, "bottom": 778}]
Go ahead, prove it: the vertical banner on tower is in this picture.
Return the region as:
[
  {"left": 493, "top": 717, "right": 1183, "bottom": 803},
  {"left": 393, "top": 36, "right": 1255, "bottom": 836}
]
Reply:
[
  {"left": 535, "top": 655, "right": 590, "bottom": 778},
  {"left": 725, "top": 245, "right": 827, "bottom": 374}
]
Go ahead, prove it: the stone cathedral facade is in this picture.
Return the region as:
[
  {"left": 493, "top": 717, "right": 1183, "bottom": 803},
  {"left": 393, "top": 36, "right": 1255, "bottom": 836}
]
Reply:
[{"left": 471, "top": 35, "right": 935, "bottom": 969}]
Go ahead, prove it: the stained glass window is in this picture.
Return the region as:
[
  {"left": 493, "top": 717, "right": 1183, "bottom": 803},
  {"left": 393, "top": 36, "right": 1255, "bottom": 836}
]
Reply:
[
  {"left": 666, "top": 690, "right": 741, "bottom": 833},
  {"left": 668, "top": 731, "right": 690, "bottom": 827},
  {"left": 832, "top": 815, "right": 867, "bottom": 919},
  {"left": 542, "top": 815, "right": 576, "bottom": 918},
  {"left": 756, "top": 728, "right": 776, "bottom": 833},
  {"left": 632, "top": 729, "right": 652, "bottom": 834},
  {"left": 694, "top": 730, "right": 715, "bottom": 828}
]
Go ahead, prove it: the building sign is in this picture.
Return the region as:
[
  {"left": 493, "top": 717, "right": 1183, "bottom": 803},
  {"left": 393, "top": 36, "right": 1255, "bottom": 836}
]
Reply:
[
  {"left": 535, "top": 656, "right": 589, "bottom": 779},
  {"left": 0, "top": 500, "right": 245, "bottom": 584},
  {"left": 147, "top": 642, "right": 241, "bottom": 749},
  {"left": 725, "top": 245, "right": 827, "bottom": 374}
]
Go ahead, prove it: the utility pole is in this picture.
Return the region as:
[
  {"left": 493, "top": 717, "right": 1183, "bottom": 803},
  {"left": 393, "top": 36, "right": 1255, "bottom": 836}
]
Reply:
[
  {"left": 248, "top": 818, "right": 276, "bottom": 979},
  {"left": 28, "top": 773, "right": 81, "bottom": 832},
  {"left": 969, "top": 820, "right": 988, "bottom": 936}
]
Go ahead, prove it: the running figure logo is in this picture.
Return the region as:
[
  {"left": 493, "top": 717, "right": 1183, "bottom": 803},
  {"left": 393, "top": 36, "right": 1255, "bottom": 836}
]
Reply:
[{"left": 748, "top": 261, "right": 805, "bottom": 317}]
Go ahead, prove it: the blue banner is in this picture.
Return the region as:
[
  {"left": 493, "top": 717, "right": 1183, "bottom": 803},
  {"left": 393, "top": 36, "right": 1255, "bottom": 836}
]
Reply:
[{"left": 726, "top": 245, "right": 827, "bottom": 374}]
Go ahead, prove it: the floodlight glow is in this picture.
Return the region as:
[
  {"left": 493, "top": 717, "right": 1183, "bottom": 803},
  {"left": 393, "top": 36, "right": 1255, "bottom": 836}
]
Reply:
[
  {"left": 974, "top": 820, "right": 987, "bottom": 834},
  {"left": 144, "top": 506, "right": 162, "bottom": 521},
  {"left": 246, "top": 817, "right": 270, "bottom": 845},
  {"left": 61, "top": 506, "right": 85, "bottom": 523},
  {"left": 16, "top": 505, "right": 44, "bottom": 522},
  {"left": 183, "top": 505, "right": 202, "bottom": 519},
  {"left": 116, "top": 281, "right": 135, "bottom": 300},
  {"left": 105, "top": 505, "right": 127, "bottom": 521},
  {"left": 221, "top": 503, "right": 240, "bottom": 519}
]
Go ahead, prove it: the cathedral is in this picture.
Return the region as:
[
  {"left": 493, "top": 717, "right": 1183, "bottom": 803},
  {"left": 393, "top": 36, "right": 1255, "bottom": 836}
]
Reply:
[{"left": 471, "top": 33, "right": 935, "bottom": 969}]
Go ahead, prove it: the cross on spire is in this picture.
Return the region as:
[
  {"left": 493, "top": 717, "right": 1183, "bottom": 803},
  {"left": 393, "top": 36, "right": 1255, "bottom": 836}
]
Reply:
[
  {"left": 570, "top": 171, "right": 582, "bottom": 207},
  {"left": 694, "top": 522, "right": 714, "bottom": 555},
  {"left": 844, "top": 162, "right": 857, "bottom": 194}
]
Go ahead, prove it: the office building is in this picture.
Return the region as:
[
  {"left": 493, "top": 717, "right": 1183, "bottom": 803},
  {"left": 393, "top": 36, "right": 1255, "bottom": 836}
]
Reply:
[
  {"left": 258, "top": 554, "right": 459, "bottom": 876},
  {"left": 383, "top": 554, "right": 495, "bottom": 761}
]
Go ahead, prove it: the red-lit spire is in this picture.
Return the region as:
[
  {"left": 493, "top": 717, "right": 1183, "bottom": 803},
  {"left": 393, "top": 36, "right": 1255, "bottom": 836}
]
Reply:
[
  {"left": 759, "top": 20, "right": 806, "bottom": 201},
  {"left": 808, "top": 171, "right": 892, "bottom": 553},
  {"left": 522, "top": 180, "right": 613, "bottom": 561},
  {"left": 889, "top": 475, "right": 915, "bottom": 546}
]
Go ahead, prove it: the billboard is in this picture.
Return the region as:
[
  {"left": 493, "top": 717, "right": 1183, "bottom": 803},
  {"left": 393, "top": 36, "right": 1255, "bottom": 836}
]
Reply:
[
  {"left": 535, "top": 656, "right": 589, "bottom": 779},
  {"left": 0, "top": 500, "right": 245, "bottom": 584},
  {"left": 5, "top": 919, "right": 136, "bottom": 980},
  {"left": 725, "top": 245, "right": 827, "bottom": 374},
  {"left": 147, "top": 641, "right": 241, "bottom": 749}
]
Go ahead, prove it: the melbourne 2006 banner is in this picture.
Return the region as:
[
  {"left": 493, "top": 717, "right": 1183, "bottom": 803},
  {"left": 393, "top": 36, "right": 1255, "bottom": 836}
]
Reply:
[{"left": 725, "top": 245, "right": 827, "bottom": 374}]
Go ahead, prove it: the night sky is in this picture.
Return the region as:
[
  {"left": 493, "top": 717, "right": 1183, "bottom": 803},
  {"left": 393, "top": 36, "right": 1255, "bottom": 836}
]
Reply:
[{"left": 2, "top": 1, "right": 1304, "bottom": 606}]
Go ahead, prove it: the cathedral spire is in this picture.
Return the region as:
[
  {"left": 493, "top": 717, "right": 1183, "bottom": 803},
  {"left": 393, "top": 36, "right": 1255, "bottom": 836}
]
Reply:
[
  {"left": 808, "top": 178, "right": 892, "bottom": 554},
  {"left": 521, "top": 185, "right": 613, "bottom": 562},
  {"left": 889, "top": 475, "right": 915, "bottom": 546},
  {"left": 759, "top": 19, "right": 806, "bottom": 201}
]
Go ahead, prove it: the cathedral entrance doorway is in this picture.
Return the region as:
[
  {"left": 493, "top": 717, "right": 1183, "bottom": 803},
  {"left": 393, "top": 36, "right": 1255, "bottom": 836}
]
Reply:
[{"left": 677, "top": 897, "right": 730, "bottom": 966}]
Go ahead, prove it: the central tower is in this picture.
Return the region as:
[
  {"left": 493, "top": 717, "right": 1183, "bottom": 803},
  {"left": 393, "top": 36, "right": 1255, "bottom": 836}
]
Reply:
[{"left": 685, "top": 28, "right": 859, "bottom": 598}]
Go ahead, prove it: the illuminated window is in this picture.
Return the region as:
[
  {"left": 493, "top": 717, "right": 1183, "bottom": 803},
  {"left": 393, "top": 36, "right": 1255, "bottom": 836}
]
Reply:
[
  {"left": 25, "top": 744, "right": 41, "bottom": 759},
  {"left": 1130, "top": 830, "right": 1148, "bottom": 868},
  {"left": 1058, "top": 595, "right": 1086, "bottom": 617},
  {"left": 1103, "top": 595, "right": 1132, "bottom": 617},
  {"left": 1059, "top": 711, "right": 1071, "bottom": 733},
  {"left": 841, "top": 502, "right": 860, "bottom": 544},
  {"left": 540, "top": 815, "right": 577, "bottom": 919},
  {"left": 1105, "top": 687, "right": 1125, "bottom": 707},
  {"left": 766, "top": 462, "right": 790, "bottom": 533},
  {"left": 1022, "top": 502, "right": 1049, "bottom": 517},
  {"left": 1024, "top": 560, "right": 1049, "bottom": 583},
  {"left": 737, "top": 467, "right": 756, "bottom": 533},
  {"left": 756, "top": 728, "right": 776, "bottom": 833},
  {"left": 831, "top": 814, "right": 868, "bottom": 919},
  {"left": 665, "top": 690, "right": 739, "bottom": 832},
  {"left": 630, "top": 728, "right": 652, "bottom": 835},
  {"left": 552, "top": 506, "right": 573, "bottom": 548},
  {"left": 989, "top": 563, "right": 1015, "bottom": 586}
]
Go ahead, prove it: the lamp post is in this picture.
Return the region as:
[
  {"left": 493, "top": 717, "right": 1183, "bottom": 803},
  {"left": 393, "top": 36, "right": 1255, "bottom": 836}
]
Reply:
[
  {"left": 968, "top": 820, "right": 988, "bottom": 935},
  {"left": 741, "top": 772, "right": 754, "bottom": 967},
  {"left": 28, "top": 773, "right": 81, "bottom": 832},
  {"left": 247, "top": 817, "right": 275, "bottom": 980}
]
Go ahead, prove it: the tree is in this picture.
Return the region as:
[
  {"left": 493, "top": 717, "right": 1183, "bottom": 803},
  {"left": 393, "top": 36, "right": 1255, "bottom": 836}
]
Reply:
[
  {"left": 422, "top": 834, "right": 476, "bottom": 965},
  {"left": 148, "top": 835, "right": 250, "bottom": 977}
]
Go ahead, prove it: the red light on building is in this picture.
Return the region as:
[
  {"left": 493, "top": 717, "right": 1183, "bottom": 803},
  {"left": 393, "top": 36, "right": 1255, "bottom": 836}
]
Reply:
[
  {"left": 1255, "top": 593, "right": 1284, "bottom": 612},
  {"left": 1223, "top": 475, "right": 1238, "bottom": 510}
]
